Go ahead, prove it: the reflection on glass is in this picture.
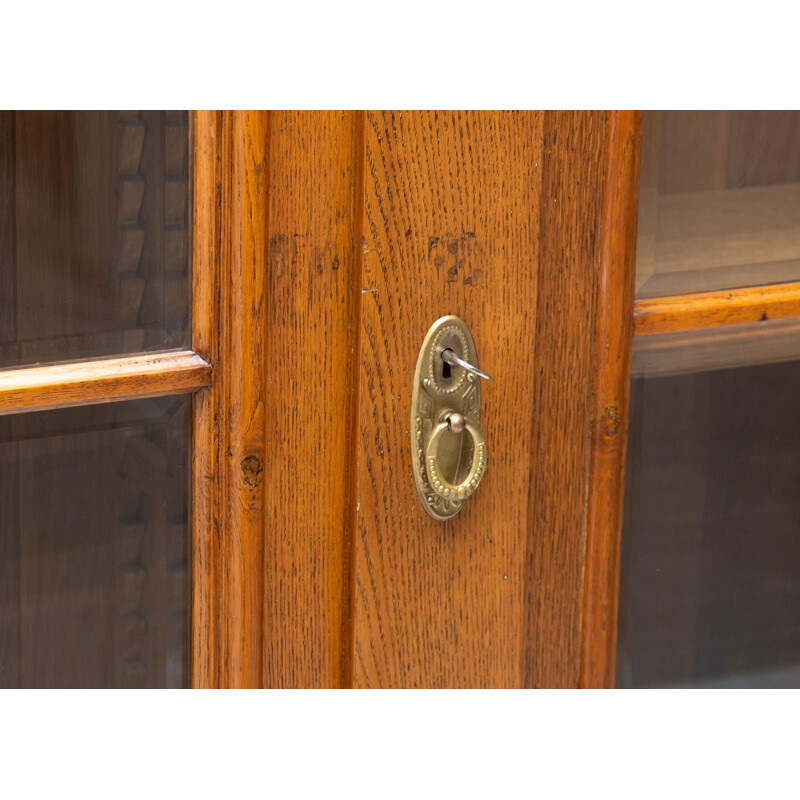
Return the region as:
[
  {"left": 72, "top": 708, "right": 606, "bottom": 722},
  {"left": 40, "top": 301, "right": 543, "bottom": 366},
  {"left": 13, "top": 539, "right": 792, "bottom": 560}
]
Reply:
[
  {"left": 0, "top": 111, "right": 191, "bottom": 367},
  {"left": 0, "top": 396, "right": 190, "bottom": 688},
  {"left": 617, "top": 361, "right": 800, "bottom": 687},
  {"left": 636, "top": 111, "right": 800, "bottom": 298}
]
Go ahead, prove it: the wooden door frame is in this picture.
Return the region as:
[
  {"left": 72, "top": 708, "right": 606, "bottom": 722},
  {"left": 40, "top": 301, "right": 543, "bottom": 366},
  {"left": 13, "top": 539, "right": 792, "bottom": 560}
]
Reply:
[
  {"left": 579, "top": 110, "right": 643, "bottom": 688},
  {"left": 189, "top": 110, "right": 644, "bottom": 689},
  {"left": 191, "top": 111, "right": 270, "bottom": 688}
]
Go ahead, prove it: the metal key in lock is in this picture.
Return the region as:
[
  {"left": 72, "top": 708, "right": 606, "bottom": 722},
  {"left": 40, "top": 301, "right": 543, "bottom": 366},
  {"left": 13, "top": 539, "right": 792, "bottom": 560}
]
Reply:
[{"left": 410, "top": 315, "right": 490, "bottom": 520}]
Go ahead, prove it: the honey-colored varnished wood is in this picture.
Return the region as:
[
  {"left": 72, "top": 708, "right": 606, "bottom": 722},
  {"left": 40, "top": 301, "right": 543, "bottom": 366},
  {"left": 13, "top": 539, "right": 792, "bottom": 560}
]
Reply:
[
  {"left": 262, "top": 112, "right": 364, "bottom": 688},
  {"left": 221, "top": 111, "right": 270, "bottom": 688},
  {"left": 634, "top": 281, "right": 800, "bottom": 336},
  {"left": 191, "top": 110, "right": 223, "bottom": 688},
  {"left": 351, "top": 111, "right": 606, "bottom": 687},
  {"left": 0, "top": 350, "right": 210, "bottom": 416},
  {"left": 190, "top": 111, "right": 271, "bottom": 689},
  {"left": 523, "top": 112, "right": 608, "bottom": 688},
  {"left": 580, "top": 111, "right": 642, "bottom": 689},
  {"left": 0, "top": 110, "right": 624, "bottom": 688}
]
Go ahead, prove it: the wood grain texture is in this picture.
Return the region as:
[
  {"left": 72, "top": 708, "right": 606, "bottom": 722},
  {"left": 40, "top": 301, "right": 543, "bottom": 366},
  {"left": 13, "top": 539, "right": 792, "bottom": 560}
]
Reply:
[
  {"left": 351, "top": 111, "right": 606, "bottom": 687},
  {"left": 262, "top": 112, "right": 364, "bottom": 687},
  {"left": 580, "top": 110, "right": 642, "bottom": 689},
  {"left": 522, "top": 112, "right": 607, "bottom": 688},
  {"left": 0, "top": 350, "right": 210, "bottom": 416},
  {"left": 190, "top": 111, "right": 271, "bottom": 688},
  {"left": 191, "top": 110, "right": 222, "bottom": 688},
  {"left": 634, "top": 281, "right": 800, "bottom": 336},
  {"left": 218, "top": 111, "right": 270, "bottom": 688}
]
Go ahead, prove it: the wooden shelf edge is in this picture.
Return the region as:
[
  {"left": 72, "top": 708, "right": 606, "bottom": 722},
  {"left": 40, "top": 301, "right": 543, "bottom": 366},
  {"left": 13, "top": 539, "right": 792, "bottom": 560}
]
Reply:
[
  {"left": 634, "top": 281, "right": 800, "bottom": 336},
  {"left": 0, "top": 349, "right": 212, "bottom": 416}
]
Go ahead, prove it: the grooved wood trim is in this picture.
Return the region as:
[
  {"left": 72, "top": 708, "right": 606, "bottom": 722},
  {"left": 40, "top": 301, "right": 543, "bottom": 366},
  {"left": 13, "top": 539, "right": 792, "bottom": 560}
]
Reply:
[
  {"left": 580, "top": 110, "right": 643, "bottom": 689},
  {"left": 523, "top": 111, "right": 607, "bottom": 688},
  {"left": 262, "top": 112, "right": 365, "bottom": 688},
  {"left": 0, "top": 350, "right": 211, "bottom": 416},
  {"left": 191, "top": 110, "right": 222, "bottom": 688},
  {"left": 225, "top": 111, "right": 269, "bottom": 689},
  {"left": 191, "top": 111, "right": 269, "bottom": 689},
  {"left": 633, "top": 281, "right": 800, "bottom": 336}
]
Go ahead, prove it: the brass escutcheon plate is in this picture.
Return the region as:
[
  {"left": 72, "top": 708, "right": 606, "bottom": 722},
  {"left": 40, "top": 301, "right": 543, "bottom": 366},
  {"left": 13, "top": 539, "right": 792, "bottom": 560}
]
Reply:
[{"left": 411, "top": 315, "right": 486, "bottom": 520}]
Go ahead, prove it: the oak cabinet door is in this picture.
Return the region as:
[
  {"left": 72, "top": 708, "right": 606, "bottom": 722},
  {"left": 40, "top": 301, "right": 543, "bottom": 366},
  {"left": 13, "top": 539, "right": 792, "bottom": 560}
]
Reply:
[{"left": 197, "top": 111, "right": 637, "bottom": 688}]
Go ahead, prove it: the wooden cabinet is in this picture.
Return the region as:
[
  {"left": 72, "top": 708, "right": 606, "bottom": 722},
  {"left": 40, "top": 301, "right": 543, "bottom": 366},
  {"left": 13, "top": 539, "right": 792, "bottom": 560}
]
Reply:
[
  {"left": 190, "top": 111, "right": 638, "bottom": 688},
  {"left": 0, "top": 110, "right": 643, "bottom": 688}
]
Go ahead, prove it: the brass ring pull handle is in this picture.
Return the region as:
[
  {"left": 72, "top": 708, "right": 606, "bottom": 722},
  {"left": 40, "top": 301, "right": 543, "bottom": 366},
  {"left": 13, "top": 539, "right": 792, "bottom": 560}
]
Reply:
[
  {"left": 425, "top": 412, "right": 487, "bottom": 502},
  {"left": 412, "top": 316, "right": 488, "bottom": 519}
]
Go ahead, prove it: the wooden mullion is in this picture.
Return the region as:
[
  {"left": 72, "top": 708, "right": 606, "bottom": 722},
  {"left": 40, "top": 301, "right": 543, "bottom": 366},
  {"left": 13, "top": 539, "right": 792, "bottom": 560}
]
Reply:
[
  {"left": 0, "top": 349, "right": 211, "bottom": 416},
  {"left": 191, "top": 110, "right": 223, "bottom": 688},
  {"left": 580, "top": 110, "right": 643, "bottom": 689},
  {"left": 634, "top": 281, "right": 800, "bottom": 336},
  {"left": 190, "top": 111, "right": 269, "bottom": 689}
]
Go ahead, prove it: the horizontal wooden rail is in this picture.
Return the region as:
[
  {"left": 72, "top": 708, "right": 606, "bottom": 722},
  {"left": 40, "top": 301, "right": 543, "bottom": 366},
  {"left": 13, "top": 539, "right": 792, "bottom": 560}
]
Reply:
[
  {"left": 0, "top": 349, "right": 212, "bottom": 416},
  {"left": 634, "top": 281, "right": 800, "bottom": 336}
]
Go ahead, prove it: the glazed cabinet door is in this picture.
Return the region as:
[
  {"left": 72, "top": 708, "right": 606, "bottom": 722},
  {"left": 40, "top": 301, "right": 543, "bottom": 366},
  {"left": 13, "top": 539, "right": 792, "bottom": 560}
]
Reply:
[
  {"left": 0, "top": 111, "right": 208, "bottom": 688},
  {"left": 617, "top": 111, "right": 800, "bottom": 688},
  {"left": 1, "top": 111, "right": 635, "bottom": 688}
]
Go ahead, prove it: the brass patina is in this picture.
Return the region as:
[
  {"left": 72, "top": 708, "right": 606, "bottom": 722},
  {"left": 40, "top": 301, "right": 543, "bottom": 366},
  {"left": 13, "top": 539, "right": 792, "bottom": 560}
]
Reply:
[{"left": 411, "top": 315, "right": 488, "bottom": 520}]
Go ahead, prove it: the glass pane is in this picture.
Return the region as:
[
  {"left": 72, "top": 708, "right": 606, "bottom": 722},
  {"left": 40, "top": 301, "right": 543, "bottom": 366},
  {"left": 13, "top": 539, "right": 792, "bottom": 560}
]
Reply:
[
  {"left": 0, "top": 396, "right": 190, "bottom": 688},
  {"left": 636, "top": 111, "right": 800, "bottom": 298},
  {"left": 0, "top": 111, "right": 191, "bottom": 367},
  {"left": 617, "top": 361, "right": 800, "bottom": 688}
]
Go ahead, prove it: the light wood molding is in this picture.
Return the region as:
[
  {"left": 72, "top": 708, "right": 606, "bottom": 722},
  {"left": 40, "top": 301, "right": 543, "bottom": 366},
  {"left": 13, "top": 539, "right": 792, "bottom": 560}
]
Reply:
[
  {"left": 580, "top": 110, "right": 643, "bottom": 689},
  {"left": 634, "top": 281, "right": 800, "bottom": 336},
  {"left": 190, "top": 110, "right": 269, "bottom": 689},
  {"left": 0, "top": 350, "right": 210, "bottom": 416},
  {"left": 262, "top": 111, "right": 365, "bottom": 689},
  {"left": 191, "top": 110, "right": 222, "bottom": 689}
]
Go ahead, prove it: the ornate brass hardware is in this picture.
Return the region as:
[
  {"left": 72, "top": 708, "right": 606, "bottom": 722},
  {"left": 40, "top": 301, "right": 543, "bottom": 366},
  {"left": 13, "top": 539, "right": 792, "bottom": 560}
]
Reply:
[{"left": 411, "top": 316, "right": 489, "bottom": 520}]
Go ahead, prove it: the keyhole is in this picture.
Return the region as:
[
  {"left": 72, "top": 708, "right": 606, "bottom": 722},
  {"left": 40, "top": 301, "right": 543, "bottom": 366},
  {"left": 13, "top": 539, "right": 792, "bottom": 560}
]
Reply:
[{"left": 442, "top": 360, "right": 452, "bottom": 380}]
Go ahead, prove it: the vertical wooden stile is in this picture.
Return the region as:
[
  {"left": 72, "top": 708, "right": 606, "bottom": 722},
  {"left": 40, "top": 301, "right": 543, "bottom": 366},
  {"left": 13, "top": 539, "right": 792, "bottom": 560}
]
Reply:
[
  {"left": 580, "top": 110, "right": 643, "bottom": 688},
  {"left": 262, "top": 112, "right": 365, "bottom": 687},
  {"left": 192, "top": 111, "right": 270, "bottom": 688}
]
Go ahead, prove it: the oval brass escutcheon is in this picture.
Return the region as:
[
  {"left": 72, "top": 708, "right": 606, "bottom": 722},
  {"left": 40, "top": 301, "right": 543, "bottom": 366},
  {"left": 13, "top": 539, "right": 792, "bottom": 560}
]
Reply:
[{"left": 411, "top": 315, "right": 488, "bottom": 520}]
